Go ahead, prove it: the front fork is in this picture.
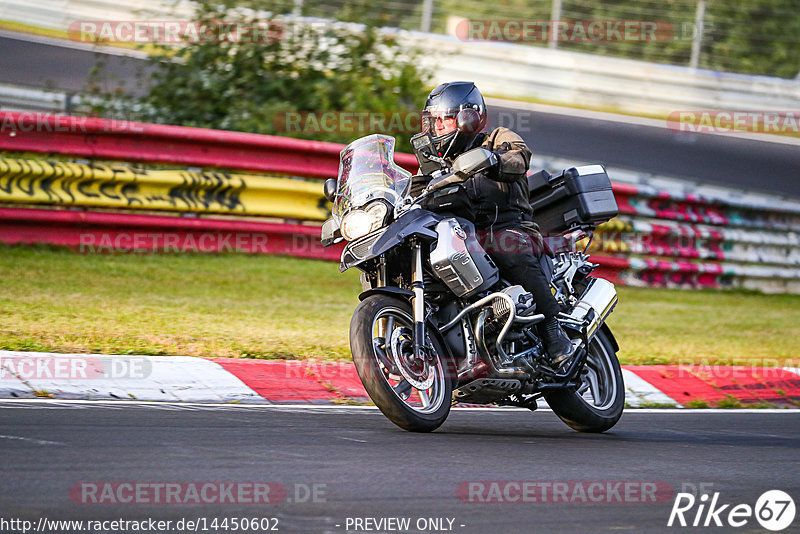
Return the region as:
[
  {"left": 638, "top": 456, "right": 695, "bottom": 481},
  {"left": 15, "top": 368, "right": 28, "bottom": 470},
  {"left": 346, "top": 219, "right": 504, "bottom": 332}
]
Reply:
[{"left": 410, "top": 241, "right": 428, "bottom": 362}]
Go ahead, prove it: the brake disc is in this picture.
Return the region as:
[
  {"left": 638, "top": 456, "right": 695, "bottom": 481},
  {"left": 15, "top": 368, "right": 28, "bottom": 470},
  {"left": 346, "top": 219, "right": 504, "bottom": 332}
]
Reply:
[{"left": 389, "top": 327, "right": 434, "bottom": 390}]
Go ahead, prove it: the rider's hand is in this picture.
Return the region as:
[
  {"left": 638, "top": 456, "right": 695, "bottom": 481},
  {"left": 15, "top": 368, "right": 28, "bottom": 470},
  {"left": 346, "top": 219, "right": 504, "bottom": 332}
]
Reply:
[{"left": 410, "top": 174, "right": 431, "bottom": 198}]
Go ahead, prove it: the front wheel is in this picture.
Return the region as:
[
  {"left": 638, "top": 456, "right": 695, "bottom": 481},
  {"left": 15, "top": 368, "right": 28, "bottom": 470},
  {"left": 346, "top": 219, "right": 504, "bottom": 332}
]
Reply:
[
  {"left": 544, "top": 329, "right": 624, "bottom": 433},
  {"left": 350, "top": 295, "right": 454, "bottom": 432}
]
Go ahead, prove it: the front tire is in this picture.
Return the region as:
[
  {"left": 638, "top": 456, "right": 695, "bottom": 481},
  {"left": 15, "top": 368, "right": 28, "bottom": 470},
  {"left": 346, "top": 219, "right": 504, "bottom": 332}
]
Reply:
[
  {"left": 544, "top": 329, "right": 624, "bottom": 433},
  {"left": 350, "top": 295, "right": 454, "bottom": 432}
]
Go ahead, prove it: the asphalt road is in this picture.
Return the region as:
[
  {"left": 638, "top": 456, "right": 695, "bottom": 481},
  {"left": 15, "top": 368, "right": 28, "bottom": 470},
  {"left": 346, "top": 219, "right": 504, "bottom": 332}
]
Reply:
[
  {"left": 0, "top": 33, "right": 154, "bottom": 96},
  {"left": 1, "top": 32, "right": 799, "bottom": 199},
  {"left": 1, "top": 401, "right": 798, "bottom": 533},
  {"left": 488, "top": 105, "right": 800, "bottom": 199}
]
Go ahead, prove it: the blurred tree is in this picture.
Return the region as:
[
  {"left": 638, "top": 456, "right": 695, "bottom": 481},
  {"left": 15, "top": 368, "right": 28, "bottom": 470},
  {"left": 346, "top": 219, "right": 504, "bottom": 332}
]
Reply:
[
  {"left": 429, "top": 0, "right": 552, "bottom": 34},
  {"left": 557, "top": 0, "right": 696, "bottom": 66},
  {"left": 702, "top": 0, "right": 800, "bottom": 78},
  {"left": 424, "top": 0, "right": 800, "bottom": 78},
  {"left": 292, "top": 0, "right": 426, "bottom": 29},
  {"left": 90, "top": 0, "right": 430, "bottom": 149},
  {"left": 555, "top": 0, "right": 800, "bottom": 78}
]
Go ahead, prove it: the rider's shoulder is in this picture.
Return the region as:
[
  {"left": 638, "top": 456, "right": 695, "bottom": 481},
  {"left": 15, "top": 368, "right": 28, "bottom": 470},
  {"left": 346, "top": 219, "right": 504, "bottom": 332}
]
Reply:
[{"left": 482, "top": 126, "right": 527, "bottom": 148}]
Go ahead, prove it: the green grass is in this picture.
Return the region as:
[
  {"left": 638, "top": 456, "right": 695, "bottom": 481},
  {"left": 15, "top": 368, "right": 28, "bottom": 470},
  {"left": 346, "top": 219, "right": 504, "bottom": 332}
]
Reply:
[
  {"left": 1, "top": 244, "right": 799, "bottom": 365},
  {"left": 0, "top": 245, "right": 361, "bottom": 361},
  {"left": 606, "top": 285, "right": 800, "bottom": 367}
]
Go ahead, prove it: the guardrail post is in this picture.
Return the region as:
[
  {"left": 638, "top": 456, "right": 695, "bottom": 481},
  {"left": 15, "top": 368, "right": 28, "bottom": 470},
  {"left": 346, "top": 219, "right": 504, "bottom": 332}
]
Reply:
[
  {"left": 420, "top": 0, "right": 433, "bottom": 33},
  {"left": 689, "top": 0, "right": 706, "bottom": 70},
  {"left": 549, "top": 0, "right": 562, "bottom": 49}
]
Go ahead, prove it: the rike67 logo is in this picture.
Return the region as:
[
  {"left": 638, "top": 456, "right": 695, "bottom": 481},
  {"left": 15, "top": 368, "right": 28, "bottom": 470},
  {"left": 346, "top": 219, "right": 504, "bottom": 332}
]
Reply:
[{"left": 668, "top": 490, "right": 796, "bottom": 531}]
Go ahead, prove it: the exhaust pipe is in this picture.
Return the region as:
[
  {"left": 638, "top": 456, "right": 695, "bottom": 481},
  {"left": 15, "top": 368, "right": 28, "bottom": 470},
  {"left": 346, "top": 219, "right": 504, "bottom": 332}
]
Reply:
[{"left": 563, "top": 278, "right": 618, "bottom": 340}]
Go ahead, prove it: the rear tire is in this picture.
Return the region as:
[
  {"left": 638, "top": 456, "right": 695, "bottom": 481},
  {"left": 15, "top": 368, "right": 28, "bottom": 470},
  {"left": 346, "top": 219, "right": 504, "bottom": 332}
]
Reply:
[
  {"left": 350, "top": 294, "right": 454, "bottom": 432},
  {"left": 544, "top": 329, "right": 624, "bottom": 433}
]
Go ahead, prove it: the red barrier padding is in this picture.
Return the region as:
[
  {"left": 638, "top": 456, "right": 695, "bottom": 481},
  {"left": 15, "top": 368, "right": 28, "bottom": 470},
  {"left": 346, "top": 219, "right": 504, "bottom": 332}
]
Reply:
[
  {"left": 0, "top": 111, "right": 419, "bottom": 178},
  {"left": 611, "top": 182, "right": 639, "bottom": 197},
  {"left": 0, "top": 208, "right": 635, "bottom": 276},
  {"left": 0, "top": 206, "right": 345, "bottom": 260},
  {"left": 589, "top": 255, "right": 631, "bottom": 270}
]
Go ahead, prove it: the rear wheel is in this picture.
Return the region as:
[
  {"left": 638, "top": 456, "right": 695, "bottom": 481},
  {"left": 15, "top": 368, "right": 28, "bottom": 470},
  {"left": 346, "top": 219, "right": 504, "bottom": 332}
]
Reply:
[
  {"left": 544, "top": 329, "right": 624, "bottom": 433},
  {"left": 350, "top": 294, "right": 454, "bottom": 432}
]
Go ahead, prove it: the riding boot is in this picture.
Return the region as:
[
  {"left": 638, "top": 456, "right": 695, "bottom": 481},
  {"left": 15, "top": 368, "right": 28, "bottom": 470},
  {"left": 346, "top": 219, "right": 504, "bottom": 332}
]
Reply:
[{"left": 540, "top": 317, "right": 576, "bottom": 366}]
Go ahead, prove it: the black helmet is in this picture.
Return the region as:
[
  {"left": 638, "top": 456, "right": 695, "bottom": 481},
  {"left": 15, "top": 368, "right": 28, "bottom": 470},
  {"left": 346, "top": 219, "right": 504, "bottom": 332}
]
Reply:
[{"left": 422, "top": 81, "right": 487, "bottom": 158}]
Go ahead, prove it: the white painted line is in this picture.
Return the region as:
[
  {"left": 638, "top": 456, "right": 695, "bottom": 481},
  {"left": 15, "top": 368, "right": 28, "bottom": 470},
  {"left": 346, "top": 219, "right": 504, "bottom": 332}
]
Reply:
[
  {"left": 621, "top": 408, "right": 799, "bottom": 414},
  {"left": 621, "top": 369, "right": 680, "bottom": 407},
  {"left": 0, "top": 434, "right": 63, "bottom": 445},
  {"left": 487, "top": 96, "right": 800, "bottom": 147},
  {"left": 0, "top": 399, "right": 379, "bottom": 410},
  {"left": 0, "top": 399, "right": 796, "bottom": 413}
]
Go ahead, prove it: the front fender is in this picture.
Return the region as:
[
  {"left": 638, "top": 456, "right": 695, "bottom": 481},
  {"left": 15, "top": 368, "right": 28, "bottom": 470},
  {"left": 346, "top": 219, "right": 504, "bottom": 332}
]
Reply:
[
  {"left": 369, "top": 209, "right": 440, "bottom": 257},
  {"left": 358, "top": 287, "right": 414, "bottom": 302}
]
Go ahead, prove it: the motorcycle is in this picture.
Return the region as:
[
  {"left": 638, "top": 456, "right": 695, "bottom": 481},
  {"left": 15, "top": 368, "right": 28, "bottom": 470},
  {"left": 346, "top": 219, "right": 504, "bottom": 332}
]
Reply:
[{"left": 320, "top": 115, "right": 624, "bottom": 433}]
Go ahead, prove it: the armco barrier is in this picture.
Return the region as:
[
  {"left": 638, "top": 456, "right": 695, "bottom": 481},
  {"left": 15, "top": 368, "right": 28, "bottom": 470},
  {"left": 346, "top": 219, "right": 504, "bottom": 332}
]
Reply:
[
  {"left": 1, "top": 111, "right": 799, "bottom": 293},
  {"left": 0, "top": 206, "right": 343, "bottom": 260},
  {"left": 0, "top": 205, "right": 628, "bottom": 283},
  {"left": 0, "top": 156, "right": 328, "bottom": 220},
  {"left": 594, "top": 188, "right": 800, "bottom": 292}
]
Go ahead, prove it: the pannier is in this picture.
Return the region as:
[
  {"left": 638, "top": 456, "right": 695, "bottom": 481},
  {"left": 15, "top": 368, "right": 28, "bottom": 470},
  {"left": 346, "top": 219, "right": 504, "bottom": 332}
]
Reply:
[{"left": 527, "top": 164, "right": 619, "bottom": 234}]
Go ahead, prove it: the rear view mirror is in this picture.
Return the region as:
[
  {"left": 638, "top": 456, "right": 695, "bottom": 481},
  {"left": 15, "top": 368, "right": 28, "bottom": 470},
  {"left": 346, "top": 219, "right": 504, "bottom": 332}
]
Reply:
[
  {"left": 323, "top": 178, "right": 337, "bottom": 202},
  {"left": 456, "top": 108, "right": 483, "bottom": 134},
  {"left": 452, "top": 147, "right": 497, "bottom": 177}
]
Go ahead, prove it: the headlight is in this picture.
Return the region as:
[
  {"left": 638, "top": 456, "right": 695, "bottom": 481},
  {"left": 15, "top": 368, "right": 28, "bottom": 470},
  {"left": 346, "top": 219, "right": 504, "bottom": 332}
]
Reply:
[
  {"left": 340, "top": 202, "right": 389, "bottom": 241},
  {"left": 341, "top": 210, "right": 372, "bottom": 241},
  {"left": 365, "top": 201, "right": 388, "bottom": 225}
]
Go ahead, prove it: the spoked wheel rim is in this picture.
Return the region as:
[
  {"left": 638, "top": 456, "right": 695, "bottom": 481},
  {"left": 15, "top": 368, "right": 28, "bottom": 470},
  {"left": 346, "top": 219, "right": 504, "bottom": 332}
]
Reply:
[
  {"left": 370, "top": 307, "right": 446, "bottom": 415},
  {"left": 575, "top": 336, "right": 618, "bottom": 411}
]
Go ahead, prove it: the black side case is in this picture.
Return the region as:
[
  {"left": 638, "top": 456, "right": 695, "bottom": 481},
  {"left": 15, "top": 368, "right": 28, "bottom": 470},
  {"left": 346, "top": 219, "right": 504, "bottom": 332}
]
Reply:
[{"left": 527, "top": 164, "right": 618, "bottom": 234}]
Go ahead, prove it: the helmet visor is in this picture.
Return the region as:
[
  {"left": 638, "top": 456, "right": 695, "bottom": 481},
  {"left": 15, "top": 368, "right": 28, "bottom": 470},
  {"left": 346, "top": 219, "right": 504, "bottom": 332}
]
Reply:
[{"left": 422, "top": 108, "right": 458, "bottom": 137}]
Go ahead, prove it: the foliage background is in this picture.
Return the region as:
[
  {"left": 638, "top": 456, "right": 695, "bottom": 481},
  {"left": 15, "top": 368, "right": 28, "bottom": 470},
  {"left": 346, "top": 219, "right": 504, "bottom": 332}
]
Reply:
[
  {"left": 91, "top": 0, "right": 431, "bottom": 148},
  {"left": 293, "top": 0, "right": 800, "bottom": 79}
]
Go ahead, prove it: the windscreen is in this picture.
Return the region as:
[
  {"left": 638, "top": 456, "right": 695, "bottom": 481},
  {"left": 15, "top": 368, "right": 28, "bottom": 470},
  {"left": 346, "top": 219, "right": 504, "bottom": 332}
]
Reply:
[{"left": 332, "top": 134, "right": 412, "bottom": 223}]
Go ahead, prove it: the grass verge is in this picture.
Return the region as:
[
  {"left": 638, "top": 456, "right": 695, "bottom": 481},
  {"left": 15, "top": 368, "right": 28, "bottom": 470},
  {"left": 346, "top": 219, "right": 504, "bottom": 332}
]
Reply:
[{"left": 1, "top": 244, "right": 798, "bottom": 366}]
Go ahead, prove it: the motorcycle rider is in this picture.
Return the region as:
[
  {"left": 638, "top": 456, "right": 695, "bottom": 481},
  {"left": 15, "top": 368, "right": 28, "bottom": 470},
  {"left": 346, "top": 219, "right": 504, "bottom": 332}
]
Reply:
[{"left": 416, "top": 81, "right": 576, "bottom": 365}]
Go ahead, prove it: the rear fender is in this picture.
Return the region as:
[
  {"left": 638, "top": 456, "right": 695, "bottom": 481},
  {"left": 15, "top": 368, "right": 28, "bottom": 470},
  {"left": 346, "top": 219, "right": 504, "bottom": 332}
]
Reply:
[{"left": 598, "top": 323, "right": 619, "bottom": 353}]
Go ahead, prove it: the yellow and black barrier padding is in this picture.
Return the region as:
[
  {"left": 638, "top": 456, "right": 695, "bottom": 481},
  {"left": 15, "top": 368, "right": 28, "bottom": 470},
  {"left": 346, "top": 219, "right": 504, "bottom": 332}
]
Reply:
[{"left": 0, "top": 158, "right": 329, "bottom": 221}]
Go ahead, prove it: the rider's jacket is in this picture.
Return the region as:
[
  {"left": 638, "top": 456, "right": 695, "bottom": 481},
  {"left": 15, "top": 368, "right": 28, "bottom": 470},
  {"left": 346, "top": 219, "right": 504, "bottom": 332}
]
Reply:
[{"left": 462, "top": 127, "right": 533, "bottom": 230}]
